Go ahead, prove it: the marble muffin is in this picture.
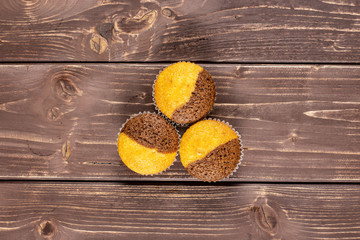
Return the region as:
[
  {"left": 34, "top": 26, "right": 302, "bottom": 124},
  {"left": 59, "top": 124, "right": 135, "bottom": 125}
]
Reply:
[
  {"left": 179, "top": 119, "right": 242, "bottom": 182},
  {"left": 154, "top": 62, "right": 216, "bottom": 125},
  {"left": 117, "top": 113, "right": 179, "bottom": 175}
]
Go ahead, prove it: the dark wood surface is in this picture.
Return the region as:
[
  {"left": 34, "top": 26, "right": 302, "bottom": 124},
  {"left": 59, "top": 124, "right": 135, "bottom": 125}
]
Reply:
[
  {"left": 0, "top": 0, "right": 360, "bottom": 62},
  {"left": 1, "top": 0, "right": 360, "bottom": 239},
  {"left": 0, "top": 64, "right": 359, "bottom": 182},
  {"left": 0, "top": 182, "right": 359, "bottom": 240}
]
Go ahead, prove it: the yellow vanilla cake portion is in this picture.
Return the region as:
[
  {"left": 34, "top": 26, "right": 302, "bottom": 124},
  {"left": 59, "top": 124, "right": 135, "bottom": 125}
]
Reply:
[
  {"left": 179, "top": 120, "right": 238, "bottom": 168},
  {"left": 118, "top": 133, "right": 177, "bottom": 175},
  {"left": 154, "top": 62, "right": 203, "bottom": 118}
]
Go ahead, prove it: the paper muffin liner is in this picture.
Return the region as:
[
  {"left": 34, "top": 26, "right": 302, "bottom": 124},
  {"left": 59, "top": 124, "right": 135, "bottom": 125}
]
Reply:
[
  {"left": 152, "top": 62, "right": 216, "bottom": 127},
  {"left": 116, "top": 111, "right": 180, "bottom": 176},
  {"left": 182, "top": 118, "right": 244, "bottom": 183}
]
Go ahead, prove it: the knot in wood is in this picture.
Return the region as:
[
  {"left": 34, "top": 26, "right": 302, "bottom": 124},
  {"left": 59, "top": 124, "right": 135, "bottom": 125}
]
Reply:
[
  {"left": 54, "top": 76, "right": 81, "bottom": 102},
  {"left": 39, "top": 220, "right": 56, "bottom": 239},
  {"left": 90, "top": 34, "right": 108, "bottom": 54},
  {"left": 113, "top": 9, "right": 157, "bottom": 34},
  {"left": 250, "top": 197, "right": 279, "bottom": 236},
  {"left": 47, "top": 106, "right": 62, "bottom": 121},
  {"left": 161, "top": 8, "right": 174, "bottom": 18},
  {"left": 97, "top": 23, "right": 113, "bottom": 40},
  {"left": 62, "top": 140, "right": 71, "bottom": 160}
]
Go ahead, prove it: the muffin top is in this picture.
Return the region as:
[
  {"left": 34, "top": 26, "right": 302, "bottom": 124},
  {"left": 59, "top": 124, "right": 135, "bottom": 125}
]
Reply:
[
  {"left": 179, "top": 119, "right": 241, "bottom": 182},
  {"left": 154, "top": 62, "right": 215, "bottom": 125},
  {"left": 118, "top": 113, "right": 179, "bottom": 175}
]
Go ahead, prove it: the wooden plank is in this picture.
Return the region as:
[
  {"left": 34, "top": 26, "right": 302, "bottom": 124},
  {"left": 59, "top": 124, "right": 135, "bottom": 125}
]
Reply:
[
  {"left": 0, "top": 64, "right": 360, "bottom": 182},
  {"left": 0, "top": 0, "right": 360, "bottom": 62},
  {"left": 0, "top": 182, "right": 359, "bottom": 239}
]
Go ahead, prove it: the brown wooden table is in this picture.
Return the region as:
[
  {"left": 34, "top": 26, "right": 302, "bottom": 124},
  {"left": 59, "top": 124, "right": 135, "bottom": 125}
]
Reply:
[{"left": 1, "top": 1, "right": 360, "bottom": 239}]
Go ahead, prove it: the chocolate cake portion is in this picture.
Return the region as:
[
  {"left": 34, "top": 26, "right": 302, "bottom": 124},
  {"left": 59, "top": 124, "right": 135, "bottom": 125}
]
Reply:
[
  {"left": 121, "top": 113, "right": 178, "bottom": 153},
  {"left": 185, "top": 138, "right": 241, "bottom": 182},
  {"left": 171, "top": 70, "right": 215, "bottom": 125}
]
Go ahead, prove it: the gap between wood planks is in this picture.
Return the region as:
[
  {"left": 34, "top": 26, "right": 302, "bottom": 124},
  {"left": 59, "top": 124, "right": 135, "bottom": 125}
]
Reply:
[
  {"left": 1, "top": 61, "right": 360, "bottom": 65},
  {"left": 1, "top": 179, "right": 360, "bottom": 185}
]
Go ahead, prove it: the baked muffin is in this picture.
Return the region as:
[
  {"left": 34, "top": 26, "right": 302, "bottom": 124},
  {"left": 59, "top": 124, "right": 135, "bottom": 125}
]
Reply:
[
  {"left": 179, "top": 119, "right": 242, "bottom": 182},
  {"left": 117, "top": 113, "right": 179, "bottom": 175},
  {"left": 154, "top": 62, "right": 215, "bottom": 125}
]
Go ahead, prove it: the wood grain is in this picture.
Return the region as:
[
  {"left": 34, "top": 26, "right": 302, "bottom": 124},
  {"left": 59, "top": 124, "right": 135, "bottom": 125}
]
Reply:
[
  {"left": 0, "top": 64, "right": 359, "bottom": 182},
  {"left": 0, "top": 182, "right": 359, "bottom": 240},
  {"left": 0, "top": 0, "right": 360, "bottom": 62}
]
